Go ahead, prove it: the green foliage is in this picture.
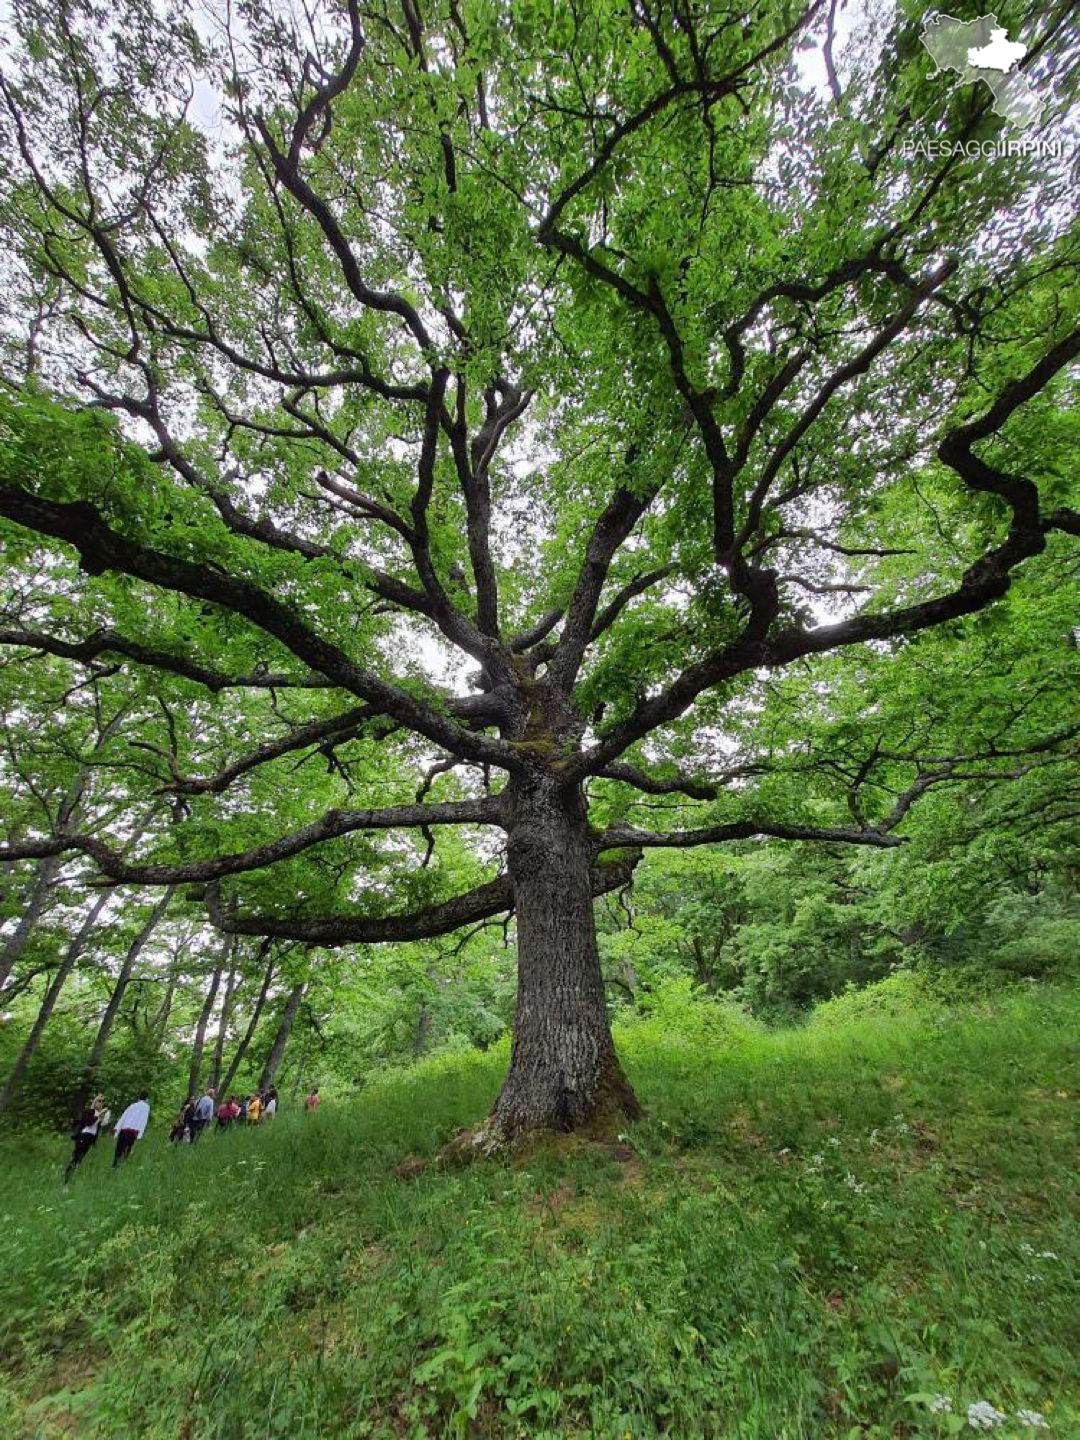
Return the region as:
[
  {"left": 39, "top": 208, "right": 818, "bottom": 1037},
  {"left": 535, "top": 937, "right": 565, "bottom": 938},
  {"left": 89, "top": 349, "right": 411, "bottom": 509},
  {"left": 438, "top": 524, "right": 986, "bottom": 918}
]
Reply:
[
  {"left": 598, "top": 714, "right": 1080, "bottom": 1018},
  {"left": 0, "top": 993, "right": 175, "bottom": 1129},
  {"left": 613, "top": 975, "right": 759, "bottom": 1057},
  {"left": 808, "top": 968, "right": 997, "bottom": 1029}
]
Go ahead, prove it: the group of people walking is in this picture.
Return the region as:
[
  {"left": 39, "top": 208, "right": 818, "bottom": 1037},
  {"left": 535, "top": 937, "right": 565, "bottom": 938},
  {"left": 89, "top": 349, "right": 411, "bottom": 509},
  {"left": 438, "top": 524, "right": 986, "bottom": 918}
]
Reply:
[
  {"left": 63, "top": 1084, "right": 322, "bottom": 1181},
  {"left": 64, "top": 1092, "right": 151, "bottom": 1180},
  {"left": 168, "top": 1085, "right": 279, "bottom": 1143}
]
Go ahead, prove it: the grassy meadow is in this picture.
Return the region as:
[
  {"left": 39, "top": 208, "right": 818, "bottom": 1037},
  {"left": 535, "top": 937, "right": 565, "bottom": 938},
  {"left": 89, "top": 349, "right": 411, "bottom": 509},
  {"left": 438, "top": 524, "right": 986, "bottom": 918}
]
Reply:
[{"left": 0, "top": 979, "right": 1077, "bottom": 1439}]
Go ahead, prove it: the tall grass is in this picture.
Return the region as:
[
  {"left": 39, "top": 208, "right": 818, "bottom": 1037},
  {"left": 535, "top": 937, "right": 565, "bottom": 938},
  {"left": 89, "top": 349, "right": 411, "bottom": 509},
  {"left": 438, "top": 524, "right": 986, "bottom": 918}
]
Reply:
[{"left": 1, "top": 981, "right": 1076, "bottom": 1437}]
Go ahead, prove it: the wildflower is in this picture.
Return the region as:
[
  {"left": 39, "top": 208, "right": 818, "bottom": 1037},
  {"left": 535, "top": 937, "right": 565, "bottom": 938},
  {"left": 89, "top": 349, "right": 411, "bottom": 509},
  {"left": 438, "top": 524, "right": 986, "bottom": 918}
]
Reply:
[
  {"left": 868, "top": 1127, "right": 880, "bottom": 1145},
  {"left": 844, "top": 1172, "right": 867, "bottom": 1195},
  {"left": 966, "top": 1399, "right": 1006, "bottom": 1429},
  {"left": 777, "top": 1147, "right": 791, "bottom": 1156},
  {"left": 808, "top": 1152, "right": 824, "bottom": 1168},
  {"left": 1036, "top": 1250, "right": 1058, "bottom": 1260},
  {"left": 1025, "top": 1273, "right": 1042, "bottom": 1283},
  {"left": 827, "top": 1136, "right": 841, "bottom": 1147},
  {"left": 929, "top": 1394, "right": 953, "bottom": 1414},
  {"left": 1015, "top": 1411, "right": 1048, "bottom": 1429}
]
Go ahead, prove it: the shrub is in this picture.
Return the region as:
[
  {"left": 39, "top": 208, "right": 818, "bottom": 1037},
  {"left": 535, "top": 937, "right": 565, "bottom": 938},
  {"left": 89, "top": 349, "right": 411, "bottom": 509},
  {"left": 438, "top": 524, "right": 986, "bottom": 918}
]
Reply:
[{"left": 613, "top": 976, "right": 758, "bottom": 1051}]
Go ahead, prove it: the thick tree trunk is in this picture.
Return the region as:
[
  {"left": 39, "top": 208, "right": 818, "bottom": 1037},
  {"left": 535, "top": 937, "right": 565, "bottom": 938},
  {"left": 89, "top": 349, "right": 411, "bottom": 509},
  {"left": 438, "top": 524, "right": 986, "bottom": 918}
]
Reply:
[
  {"left": 0, "top": 888, "right": 112, "bottom": 1115},
  {"left": 487, "top": 782, "right": 640, "bottom": 1138},
  {"left": 218, "top": 942, "right": 275, "bottom": 1097},
  {"left": 257, "top": 982, "right": 305, "bottom": 1092},
  {"left": 71, "top": 886, "right": 175, "bottom": 1116}
]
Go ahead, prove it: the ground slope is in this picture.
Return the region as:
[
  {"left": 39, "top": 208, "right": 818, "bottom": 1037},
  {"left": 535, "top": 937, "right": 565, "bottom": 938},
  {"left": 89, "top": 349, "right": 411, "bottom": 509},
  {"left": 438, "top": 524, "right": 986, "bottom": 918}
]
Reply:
[{"left": 0, "top": 982, "right": 1077, "bottom": 1438}]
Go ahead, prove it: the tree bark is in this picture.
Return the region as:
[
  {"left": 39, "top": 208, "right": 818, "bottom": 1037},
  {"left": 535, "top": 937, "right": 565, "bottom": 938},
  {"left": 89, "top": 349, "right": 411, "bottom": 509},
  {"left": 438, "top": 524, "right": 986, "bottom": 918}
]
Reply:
[
  {"left": 0, "top": 719, "right": 128, "bottom": 996},
  {"left": 0, "top": 888, "right": 112, "bottom": 1115},
  {"left": 218, "top": 942, "right": 275, "bottom": 1097},
  {"left": 289, "top": 1046, "right": 308, "bottom": 1097},
  {"left": 207, "top": 951, "right": 241, "bottom": 1091},
  {"left": 152, "top": 934, "right": 192, "bottom": 1047},
  {"left": 413, "top": 997, "right": 430, "bottom": 1058},
  {"left": 71, "top": 886, "right": 175, "bottom": 1116},
  {"left": 0, "top": 854, "right": 60, "bottom": 993},
  {"left": 187, "top": 939, "right": 230, "bottom": 1098},
  {"left": 257, "top": 982, "right": 305, "bottom": 1091},
  {"left": 487, "top": 780, "right": 640, "bottom": 1138}
]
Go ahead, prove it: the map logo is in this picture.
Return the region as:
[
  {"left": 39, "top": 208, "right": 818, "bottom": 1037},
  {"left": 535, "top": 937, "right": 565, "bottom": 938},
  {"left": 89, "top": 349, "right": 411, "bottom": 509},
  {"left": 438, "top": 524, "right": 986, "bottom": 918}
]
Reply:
[{"left": 921, "top": 12, "right": 1043, "bottom": 129}]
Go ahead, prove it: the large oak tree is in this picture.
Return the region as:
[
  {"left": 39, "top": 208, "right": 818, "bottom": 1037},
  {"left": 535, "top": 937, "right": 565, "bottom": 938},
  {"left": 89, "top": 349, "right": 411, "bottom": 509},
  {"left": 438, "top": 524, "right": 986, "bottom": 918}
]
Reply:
[{"left": 0, "top": 0, "right": 1078, "bottom": 1138}]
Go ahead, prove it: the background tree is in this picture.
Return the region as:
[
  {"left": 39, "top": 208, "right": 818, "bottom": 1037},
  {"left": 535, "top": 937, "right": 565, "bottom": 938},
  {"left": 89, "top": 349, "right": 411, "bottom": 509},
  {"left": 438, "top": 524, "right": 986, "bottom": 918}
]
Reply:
[{"left": 0, "top": 0, "right": 1077, "bottom": 1140}]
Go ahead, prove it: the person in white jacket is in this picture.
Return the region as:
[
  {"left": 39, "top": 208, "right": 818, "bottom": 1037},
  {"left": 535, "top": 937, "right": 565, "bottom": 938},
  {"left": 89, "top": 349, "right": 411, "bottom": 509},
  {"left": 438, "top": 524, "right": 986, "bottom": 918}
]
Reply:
[{"left": 113, "top": 1093, "right": 151, "bottom": 1168}]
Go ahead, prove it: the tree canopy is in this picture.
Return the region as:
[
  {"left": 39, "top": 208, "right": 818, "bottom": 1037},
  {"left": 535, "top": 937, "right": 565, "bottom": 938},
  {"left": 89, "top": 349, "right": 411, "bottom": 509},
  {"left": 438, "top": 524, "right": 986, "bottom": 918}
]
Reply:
[{"left": 0, "top": 0, "right": 1078, "bottom": 1134}]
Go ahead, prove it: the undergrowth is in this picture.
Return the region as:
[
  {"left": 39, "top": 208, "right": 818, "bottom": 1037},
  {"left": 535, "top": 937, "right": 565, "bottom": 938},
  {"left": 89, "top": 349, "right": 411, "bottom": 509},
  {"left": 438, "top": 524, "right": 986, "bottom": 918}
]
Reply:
[{"left": 0, "top": 979, "right": 1076, "bottom": 1438}]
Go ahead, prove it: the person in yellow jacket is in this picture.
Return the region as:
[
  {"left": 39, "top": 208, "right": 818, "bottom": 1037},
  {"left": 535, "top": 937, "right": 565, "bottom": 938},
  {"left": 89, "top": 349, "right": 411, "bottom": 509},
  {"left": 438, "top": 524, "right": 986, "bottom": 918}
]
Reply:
[{"left": 246, "top": 1092, "right": 262, "bottom": 1124}]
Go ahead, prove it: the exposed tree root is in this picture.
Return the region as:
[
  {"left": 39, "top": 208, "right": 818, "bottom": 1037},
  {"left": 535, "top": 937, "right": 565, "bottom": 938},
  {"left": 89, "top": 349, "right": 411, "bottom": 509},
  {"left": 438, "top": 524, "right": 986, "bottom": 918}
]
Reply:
[{"left": 437, "top": 1067, "right": 644, "bottom": 1169}]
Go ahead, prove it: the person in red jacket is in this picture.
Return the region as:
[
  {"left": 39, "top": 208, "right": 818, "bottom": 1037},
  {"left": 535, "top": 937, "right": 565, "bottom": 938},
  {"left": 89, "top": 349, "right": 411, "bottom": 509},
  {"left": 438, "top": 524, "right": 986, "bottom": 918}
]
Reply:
[{"left": 215, "top": 1095, "right": 241, "bottom": 1130}]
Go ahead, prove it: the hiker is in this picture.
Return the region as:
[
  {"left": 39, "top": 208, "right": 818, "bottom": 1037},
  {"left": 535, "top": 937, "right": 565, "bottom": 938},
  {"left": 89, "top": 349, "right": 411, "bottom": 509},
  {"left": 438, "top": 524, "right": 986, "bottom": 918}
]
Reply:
[
  {"left": 263, "top": 1087, "right": 278, "bottom": 1120},
  {"left": 180, "top": 1095, "right": 196, "bottom": 1142},
  {"left": 191, "top": 1086, "right": 215, "bottom": 1141},
  {"left": 304, "top": 1087, "right": 320, "bottom": 1113},
  {"left": 64, "top": 1095, "right": 107, "bottom": 1182},
  {"left": 216, "top": 1095, "right": 240, "bottom": 1130},
  {"left": 168, "top": 1108, "right": 187, "bottom": 1144},
  {"left": 112, "top": 1093, "right": 150, "bottom": 1167},
  {"left": 246, "top": 1091, "right": 262, "bottom": 1124}
]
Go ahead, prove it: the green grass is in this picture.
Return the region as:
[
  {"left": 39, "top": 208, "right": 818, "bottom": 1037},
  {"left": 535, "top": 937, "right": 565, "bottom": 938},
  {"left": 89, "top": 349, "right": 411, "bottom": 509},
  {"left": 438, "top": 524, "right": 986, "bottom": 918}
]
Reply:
[{"left": 0, "top": 982, "right": 1077, "bottom": 1439}]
